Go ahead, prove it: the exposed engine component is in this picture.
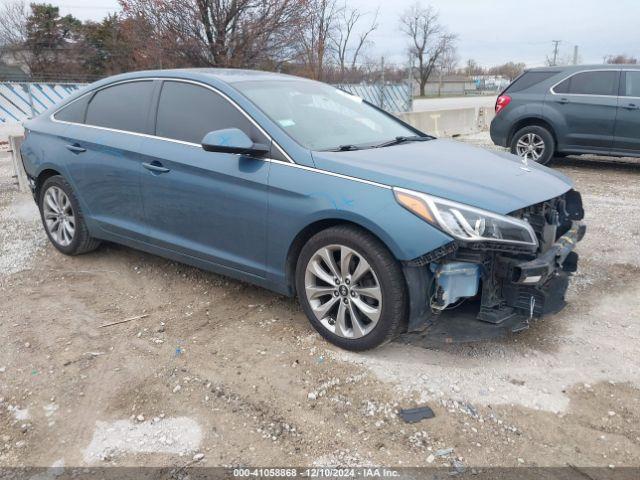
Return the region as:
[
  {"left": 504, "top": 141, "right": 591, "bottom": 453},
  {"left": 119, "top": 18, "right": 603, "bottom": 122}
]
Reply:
[
  {"left": 409, "top": 190, "right": 585, "bottom": 332},
  {"left": 430, "top": 262, "right": 480, "bottom": 311}
]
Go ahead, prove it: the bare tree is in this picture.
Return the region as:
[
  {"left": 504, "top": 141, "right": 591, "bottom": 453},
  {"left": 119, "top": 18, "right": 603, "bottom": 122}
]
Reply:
[
  {"left": 400, "top": 2, "right": 456, "bottom": 96},
  {"left": 435, "top": 43, "right": 458, "bottom": 75},
  {"left": 120, "top": 0, "right": 304, "bottom": 69},
  {"left": 605, "top": 54, "right": 638, "bottom": 64},
  {"left": 488, "top": 62, "right": 525, "bottom": 81},
  {"left": 331, "top": 4, "right": 378, "bottom": 78},
  {"left": 463, "top": 59, "right": 485, "bottom": 76},
  {"left": 295, "top": 0, "right": 341, "bottom": 80},
  {"left": 0, "top": 1, "right": 29, "bottom": 69}
]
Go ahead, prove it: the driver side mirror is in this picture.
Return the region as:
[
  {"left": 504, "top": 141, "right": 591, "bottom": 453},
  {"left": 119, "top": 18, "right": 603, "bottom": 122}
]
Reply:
[{"left": 201, "top": 128, "right": 269, "bottom": 157}]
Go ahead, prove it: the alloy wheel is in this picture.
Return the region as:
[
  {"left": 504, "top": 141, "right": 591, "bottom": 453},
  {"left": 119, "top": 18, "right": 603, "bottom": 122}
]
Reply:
[
  {"left": 304, "top": 244, "right": 382, "bottom": 339},
  {"left": 43, "top": 186, "right": 76, "bottom": 246},
  {"left": 515, "top": 133, "right": 546, "bottom": 162}
]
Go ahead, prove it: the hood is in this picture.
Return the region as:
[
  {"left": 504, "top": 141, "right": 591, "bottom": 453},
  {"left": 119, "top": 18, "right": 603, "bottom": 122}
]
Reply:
[{"left": 311, "top": 139, "right": 573, "bottom": 214}]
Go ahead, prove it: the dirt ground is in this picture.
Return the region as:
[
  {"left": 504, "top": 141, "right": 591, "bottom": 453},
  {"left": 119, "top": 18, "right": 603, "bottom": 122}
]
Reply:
[{"left": 0, "top": 134, "right": 639, "bottom": 471}]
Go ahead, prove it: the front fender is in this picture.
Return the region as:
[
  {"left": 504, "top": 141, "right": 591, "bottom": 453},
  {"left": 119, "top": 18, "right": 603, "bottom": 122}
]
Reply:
[{"left": 266, "top": 161, "right": 453, "bottom": 289}]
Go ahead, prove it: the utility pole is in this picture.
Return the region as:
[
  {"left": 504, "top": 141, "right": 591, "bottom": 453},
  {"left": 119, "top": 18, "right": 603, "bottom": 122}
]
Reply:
[
  {"left": 573, "top": 45, "right": 579, "bottom": 65},
  {"left": 551, "top": 40, "right": 561, "bottom": 66},
  {"left": 407, "top": 55, "right": 414, "bottom": 111},
  {"left": 380, "top": 56, "right": 385, "bottom": 109}
]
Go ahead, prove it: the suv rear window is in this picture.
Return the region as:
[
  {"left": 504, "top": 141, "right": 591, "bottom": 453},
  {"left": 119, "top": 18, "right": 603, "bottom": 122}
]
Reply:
[
  {"left": 505, "top": 71, "right": 558, "bottom": 93},
  {"left": 553, "top": 71, "right": 619, "bottom": 96}
]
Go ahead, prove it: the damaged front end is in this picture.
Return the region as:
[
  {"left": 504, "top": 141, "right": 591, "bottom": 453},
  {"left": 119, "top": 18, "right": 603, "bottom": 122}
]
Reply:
[{"left": 399, "top": 189, "right": 586, "bottom": 335}]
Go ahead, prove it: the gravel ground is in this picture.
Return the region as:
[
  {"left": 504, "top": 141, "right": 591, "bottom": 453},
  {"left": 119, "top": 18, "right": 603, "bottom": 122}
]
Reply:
[
  {"left": 0, "top": 153, "right": 46, "bottom": 276},
  {"left": 0, "top": 135, "right": 639, "bottom": 470}
]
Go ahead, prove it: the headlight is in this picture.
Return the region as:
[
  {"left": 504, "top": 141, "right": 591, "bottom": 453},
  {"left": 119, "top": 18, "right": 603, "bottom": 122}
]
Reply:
[{"left": 394, "top": 187, "right": 538, "bottom": 248}]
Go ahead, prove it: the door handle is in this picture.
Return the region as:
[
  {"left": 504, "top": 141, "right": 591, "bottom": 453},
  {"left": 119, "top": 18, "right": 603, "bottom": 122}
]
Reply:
[
  {"left": 624, "top": 103, "right": 639, "bottom": 110},
  {"left": 556, "top": 97, "right": 569, "bottom": 104},
  {"left": 142, "top": 161, "right": 170, "bottom": 174},
  {"left": 65, "top": 144, "right": 86, "bottom": 154}
]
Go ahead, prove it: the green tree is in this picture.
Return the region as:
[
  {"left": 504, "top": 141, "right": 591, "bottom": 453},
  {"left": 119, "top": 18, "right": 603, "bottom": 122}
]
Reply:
[
  {"left": 25, "top": 3, "right": 82, "bottom": 78},
  {"left": 82, "top": 14, "right": 136, "bottom": 77}
]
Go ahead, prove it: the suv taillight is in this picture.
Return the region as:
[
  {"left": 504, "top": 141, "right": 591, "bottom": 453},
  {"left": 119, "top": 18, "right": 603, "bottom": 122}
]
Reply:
[{"left": 495, "top": 95, "right": 511, "bottom": 115}]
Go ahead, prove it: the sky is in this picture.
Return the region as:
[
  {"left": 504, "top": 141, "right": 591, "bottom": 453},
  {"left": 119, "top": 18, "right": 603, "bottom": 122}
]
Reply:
[{"left": 49, "top": 0, "right": 640, "bottom": 68}]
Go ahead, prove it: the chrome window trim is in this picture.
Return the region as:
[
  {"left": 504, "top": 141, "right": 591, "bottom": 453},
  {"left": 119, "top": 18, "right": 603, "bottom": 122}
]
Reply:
[
  {"left": 268, "top": 158, "right": 391, "bottom": 190},
  {"left": 549, "top": 68, "right": 625, "bottom": 97},
  {"left": 50, "top": 77, "right": 295, "bottom": 164}
]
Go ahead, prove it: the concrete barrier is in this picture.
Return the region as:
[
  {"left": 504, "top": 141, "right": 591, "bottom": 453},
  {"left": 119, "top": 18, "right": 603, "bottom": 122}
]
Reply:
[
  {"left": 0, "top": 124, "right": 25, "bottom": 149},
  {"left": 8, "top": 135, "right": 29, "bottom": 193},
  {"left": 398, "top": 106, "right": 496, "bottom": 138}
]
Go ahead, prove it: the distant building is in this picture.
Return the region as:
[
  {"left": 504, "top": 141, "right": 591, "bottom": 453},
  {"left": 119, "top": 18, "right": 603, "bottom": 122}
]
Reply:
[
  {"left": 0, "top": 46, "right": 30, "bottom": 81},
  {"left": 416, "top": 75, "right": 477, "bottom": 97},
  {"left": 472, "top": 75, "right": 511, "bottom": 92},
  {"left": 0, "top": 61, "right": 29, "bottom": 82}
]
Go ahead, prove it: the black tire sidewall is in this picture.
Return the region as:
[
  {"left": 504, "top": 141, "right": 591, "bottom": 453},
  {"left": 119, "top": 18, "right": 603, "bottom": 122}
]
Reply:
[
  {"left": 295, "top": 226, "right": 407, "bottom": 351},
  {"left": 510, "top": 126, "right": 555, "bottom": 165},
  {"left": 39, "top": 176, "right": 86, "bottom": 255}
]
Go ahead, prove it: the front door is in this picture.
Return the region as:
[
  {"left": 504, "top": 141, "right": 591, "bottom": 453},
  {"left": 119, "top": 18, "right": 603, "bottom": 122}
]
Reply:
[
  {"left": 549, "top": 70, "right": 620, "bottom": 153},
  {"left": 139, "top": 80, "right": 270, "bottom": 277},
  {"left": 613, "top": 70, "right": 640, "bottom": 154}
]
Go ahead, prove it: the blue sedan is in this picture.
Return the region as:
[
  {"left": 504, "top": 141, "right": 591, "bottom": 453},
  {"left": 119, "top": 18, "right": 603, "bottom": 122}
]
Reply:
[{"left": 21, "top": 69, "right": 585, "bottom": 350}]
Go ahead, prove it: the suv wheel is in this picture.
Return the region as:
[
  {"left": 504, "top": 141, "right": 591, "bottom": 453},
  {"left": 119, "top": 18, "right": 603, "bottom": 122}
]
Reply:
[
  {"left": 295, "top": 225, "right": 407, "bottom": 351},
  {"left": 39, "top": 175, "right": 100, "bottom": 255},
  {"left": 510, "top": 125, "right": 555, "bottom": 165}
]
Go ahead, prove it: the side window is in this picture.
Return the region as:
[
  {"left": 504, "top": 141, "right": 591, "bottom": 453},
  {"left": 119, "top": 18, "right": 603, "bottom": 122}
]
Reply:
[
  {"left": 623, "top": 71, "right": 640, "bottom": 97},
  {"left": 54, "top": 94, "right": 90, "bottom": 123},
  {"left": 553, "top": 78, "right": 570, "bottom": 94},
  {"left": 555, "top": 71, "right": 619, "bottom": 96},
  {"left": 155, "top": 81, "right": 267, "bottom": 145},
  {"left": 85, "top": 81, "right": 154, "bottom": 133}
]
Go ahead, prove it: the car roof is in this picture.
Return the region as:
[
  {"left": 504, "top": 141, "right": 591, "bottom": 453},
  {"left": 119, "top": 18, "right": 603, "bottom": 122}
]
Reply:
[
  {"left": 91, "top": 68, "right": 305, "bottom": 86},
  {"left": 525, "top": 64, "right": 639, "bottom": 73}
]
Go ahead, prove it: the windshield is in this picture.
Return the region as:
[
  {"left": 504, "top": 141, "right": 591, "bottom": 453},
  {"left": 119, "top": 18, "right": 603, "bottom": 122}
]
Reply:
[{"left": 233, "top": 80, "right": 417, "bottom": 151}]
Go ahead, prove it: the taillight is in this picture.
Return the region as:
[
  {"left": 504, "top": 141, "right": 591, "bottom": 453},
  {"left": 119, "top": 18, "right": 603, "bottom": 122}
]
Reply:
[{"left": 495, "top": 95, "right": 511, "bottom": 115}]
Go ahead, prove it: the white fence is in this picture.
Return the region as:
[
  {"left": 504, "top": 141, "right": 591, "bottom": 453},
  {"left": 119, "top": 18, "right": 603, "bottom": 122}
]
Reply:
[
  {"left": 0, "top": 82, "right": 86, "bottom": 124},
  {"left": 336, "top": 83, "right": 413, "bottom": 113}
]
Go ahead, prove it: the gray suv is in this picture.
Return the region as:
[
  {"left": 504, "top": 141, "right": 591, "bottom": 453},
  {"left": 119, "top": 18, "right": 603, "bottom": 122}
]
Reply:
[{"left": 490, "top": 64, "right": 640, "bottom": 164}]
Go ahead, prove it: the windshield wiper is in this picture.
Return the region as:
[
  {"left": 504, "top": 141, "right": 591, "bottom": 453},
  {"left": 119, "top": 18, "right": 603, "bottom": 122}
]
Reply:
[
  {"left": 325, "top": 144, "right": 363, "bottom": 152},
  {"left": 374, "top": 135, "right": 431, "bottom": 149}
]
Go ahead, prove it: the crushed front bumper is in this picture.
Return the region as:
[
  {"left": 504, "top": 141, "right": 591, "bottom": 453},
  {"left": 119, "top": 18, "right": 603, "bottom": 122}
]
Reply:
[
  {"left": 512, "top": 222, "right": 586, "bottom": 286},
  {"left": 497, "top": 221, "right": 585, "bottom": 320},
  {"left": 402, "top": 194, "right": 586, "bottom": 338}
]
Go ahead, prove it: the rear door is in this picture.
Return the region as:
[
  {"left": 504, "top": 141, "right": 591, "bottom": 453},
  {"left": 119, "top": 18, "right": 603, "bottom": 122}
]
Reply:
[
  {"left": 613, "top": 70, "right": 640, "bottom": 154},
  {"left": 61, "top": 80, "right": 155, "bottom": 241},
  {"left": 549, "top": 70, "right": 620, "bottom": 153},
  {"left": 138, "top": 80, "right": 271, "bottom": 277}
]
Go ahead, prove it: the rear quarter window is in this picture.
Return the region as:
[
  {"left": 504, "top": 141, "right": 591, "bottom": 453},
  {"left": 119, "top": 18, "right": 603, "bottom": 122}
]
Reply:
[
  {"left": 505, "top": 71, "right": 559, "bottom": 93},
  {"left": 54, "top": 94, "right": 90, "bottom": 123}
]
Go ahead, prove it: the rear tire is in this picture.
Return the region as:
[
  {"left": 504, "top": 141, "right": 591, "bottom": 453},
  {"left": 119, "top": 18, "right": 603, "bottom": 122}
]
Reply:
[
  {"left": 295, "top": 225, "right": 407, "bottom": 351},
  {"left": 510, "top": 125, "right": 555, "bottom": 165},
  {"left": 38, "top": 175, "right": 100, "bottom": 255}
]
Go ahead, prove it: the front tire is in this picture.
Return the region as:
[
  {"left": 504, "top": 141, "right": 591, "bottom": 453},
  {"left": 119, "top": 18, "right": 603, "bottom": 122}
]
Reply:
[
  {"left": 510, "top": 125, "right": 555, "bottom": 165},
  {"left": 295, "top": 225, "right": 407, "bottom": 351},
  {"left": 39, "top": 175, "right": 100, "bottom": 255}
]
